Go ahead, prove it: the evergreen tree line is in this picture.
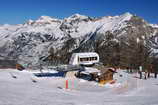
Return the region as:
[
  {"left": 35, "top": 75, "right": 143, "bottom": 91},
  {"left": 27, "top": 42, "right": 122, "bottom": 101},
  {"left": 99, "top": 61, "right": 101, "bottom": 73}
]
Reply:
[
  {"left": 47, "top": 33, "right": 158, "bottom": 74},
  {"left": 95, "top": 34, "right": 157, "bottom": 73}
]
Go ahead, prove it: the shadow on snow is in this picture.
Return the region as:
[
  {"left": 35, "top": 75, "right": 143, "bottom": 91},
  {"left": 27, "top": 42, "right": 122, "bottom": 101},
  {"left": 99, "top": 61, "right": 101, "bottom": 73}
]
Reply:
[{"left": 33, "top": 71, "right": 66, "bottom": 78}]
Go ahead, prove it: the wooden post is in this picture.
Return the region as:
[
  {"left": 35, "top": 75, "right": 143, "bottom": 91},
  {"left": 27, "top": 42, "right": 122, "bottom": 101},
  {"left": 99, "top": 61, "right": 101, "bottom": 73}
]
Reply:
[
  {"left": 139, "top": 66, "right": 142, "bottom": 79},
  {"left": 65, "top": 80, "right": 68, "bottom": 89},
  {"left": 16, "top": 64, "right": 18, "bottom": 70},
  {"left": 144, "top": 71, "right": 147, "bottom": 80},
  {"left": 155, "top": 72, "right": 157, "bottom": 78}
]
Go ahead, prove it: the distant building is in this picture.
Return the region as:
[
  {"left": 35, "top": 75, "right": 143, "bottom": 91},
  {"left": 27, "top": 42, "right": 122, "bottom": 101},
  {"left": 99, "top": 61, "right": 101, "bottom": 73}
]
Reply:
[
  {"left": 69, "top": 52, "right": 99, "bottom": 66},
  {"left": 98, "top": 68, "right": 116, "bottom": 84}
]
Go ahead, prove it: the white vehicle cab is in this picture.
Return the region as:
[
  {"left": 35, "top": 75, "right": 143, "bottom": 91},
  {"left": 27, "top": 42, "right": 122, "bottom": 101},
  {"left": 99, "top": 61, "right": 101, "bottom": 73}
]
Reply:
[{"left": 69, "top": 52, "right": 99, "bottom": 66}]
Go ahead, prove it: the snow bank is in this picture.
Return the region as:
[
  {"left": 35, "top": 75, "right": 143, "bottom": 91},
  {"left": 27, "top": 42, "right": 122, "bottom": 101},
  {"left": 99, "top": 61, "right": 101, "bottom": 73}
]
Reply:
[{"left": 104, "top": 83, "right": 122, "bottom": 88}]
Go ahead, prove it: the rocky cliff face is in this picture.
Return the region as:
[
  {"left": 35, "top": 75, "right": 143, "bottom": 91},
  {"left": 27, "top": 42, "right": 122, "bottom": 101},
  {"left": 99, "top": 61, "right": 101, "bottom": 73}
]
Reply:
[{"left": 0, "top": 13, "right": 158, "bottom": 68}]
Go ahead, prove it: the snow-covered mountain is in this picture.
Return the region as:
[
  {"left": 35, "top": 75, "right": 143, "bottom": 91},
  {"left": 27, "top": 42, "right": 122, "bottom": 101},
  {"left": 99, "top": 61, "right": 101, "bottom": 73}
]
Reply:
[{"left": 0, "top": 12, "right": 158, "bottom": 68}]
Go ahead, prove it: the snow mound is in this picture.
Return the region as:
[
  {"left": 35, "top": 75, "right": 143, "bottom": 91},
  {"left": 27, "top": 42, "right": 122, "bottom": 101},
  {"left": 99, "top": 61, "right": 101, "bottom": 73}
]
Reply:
[{"left": 104, "top": 83, "right": 122, "bottom": 88}]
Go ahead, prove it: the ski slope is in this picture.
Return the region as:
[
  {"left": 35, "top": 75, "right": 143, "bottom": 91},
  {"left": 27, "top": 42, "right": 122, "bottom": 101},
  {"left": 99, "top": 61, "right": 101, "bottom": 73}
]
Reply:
[{"left": 0, "top": 69, "right": 158, "bottom": 105}]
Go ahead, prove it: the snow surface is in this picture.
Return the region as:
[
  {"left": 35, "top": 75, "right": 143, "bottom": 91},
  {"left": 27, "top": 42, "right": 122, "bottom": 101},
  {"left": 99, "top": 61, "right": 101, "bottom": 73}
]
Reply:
[
  {"left": 0, "top": 69, "right": 158, "bottom": 105},
  {"left": 150, "top": 24, "right": 158, "bottom": 28}
]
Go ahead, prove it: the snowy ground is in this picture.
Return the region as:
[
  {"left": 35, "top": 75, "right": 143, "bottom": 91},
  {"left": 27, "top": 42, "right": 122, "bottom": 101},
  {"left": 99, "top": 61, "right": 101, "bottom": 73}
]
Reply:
[{"left": 0, "top": 69, "right": 158, "bottom": 105}]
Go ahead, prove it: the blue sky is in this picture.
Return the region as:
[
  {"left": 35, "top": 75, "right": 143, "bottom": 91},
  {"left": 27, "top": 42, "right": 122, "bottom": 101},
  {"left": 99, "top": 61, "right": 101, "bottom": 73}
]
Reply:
[{"left": 0, "top": 0, "right": 157, "bottom": 24}]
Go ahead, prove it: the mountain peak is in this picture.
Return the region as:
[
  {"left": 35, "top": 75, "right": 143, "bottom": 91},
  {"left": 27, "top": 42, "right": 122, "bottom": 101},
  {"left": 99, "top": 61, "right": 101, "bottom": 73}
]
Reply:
[
  {"left": 118, "top": 12, "right": 133, "bottom": 21},
  {"left": 36, "top": 16, "right": 60, "bottom": 23},
  {"left": 66, "top": 13, "right": 90, "bottom": 20},
  {"left": 70, "top": 13, "right": 87, "bottom": 18},
  {"left": 38, "top": 16, "right": 54, "bottom": 21},
  {"left": 25, "top": 19, "right": 34, "bottom": 25},
  {"left": 25, "top": 16, "right": 61, "bottom": 25},
  {"left": 120, "top": 12, "right": 133, "bottom": 17},
  {"left": 123, "top": 12, "right": 132, "bottom": 16}
]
